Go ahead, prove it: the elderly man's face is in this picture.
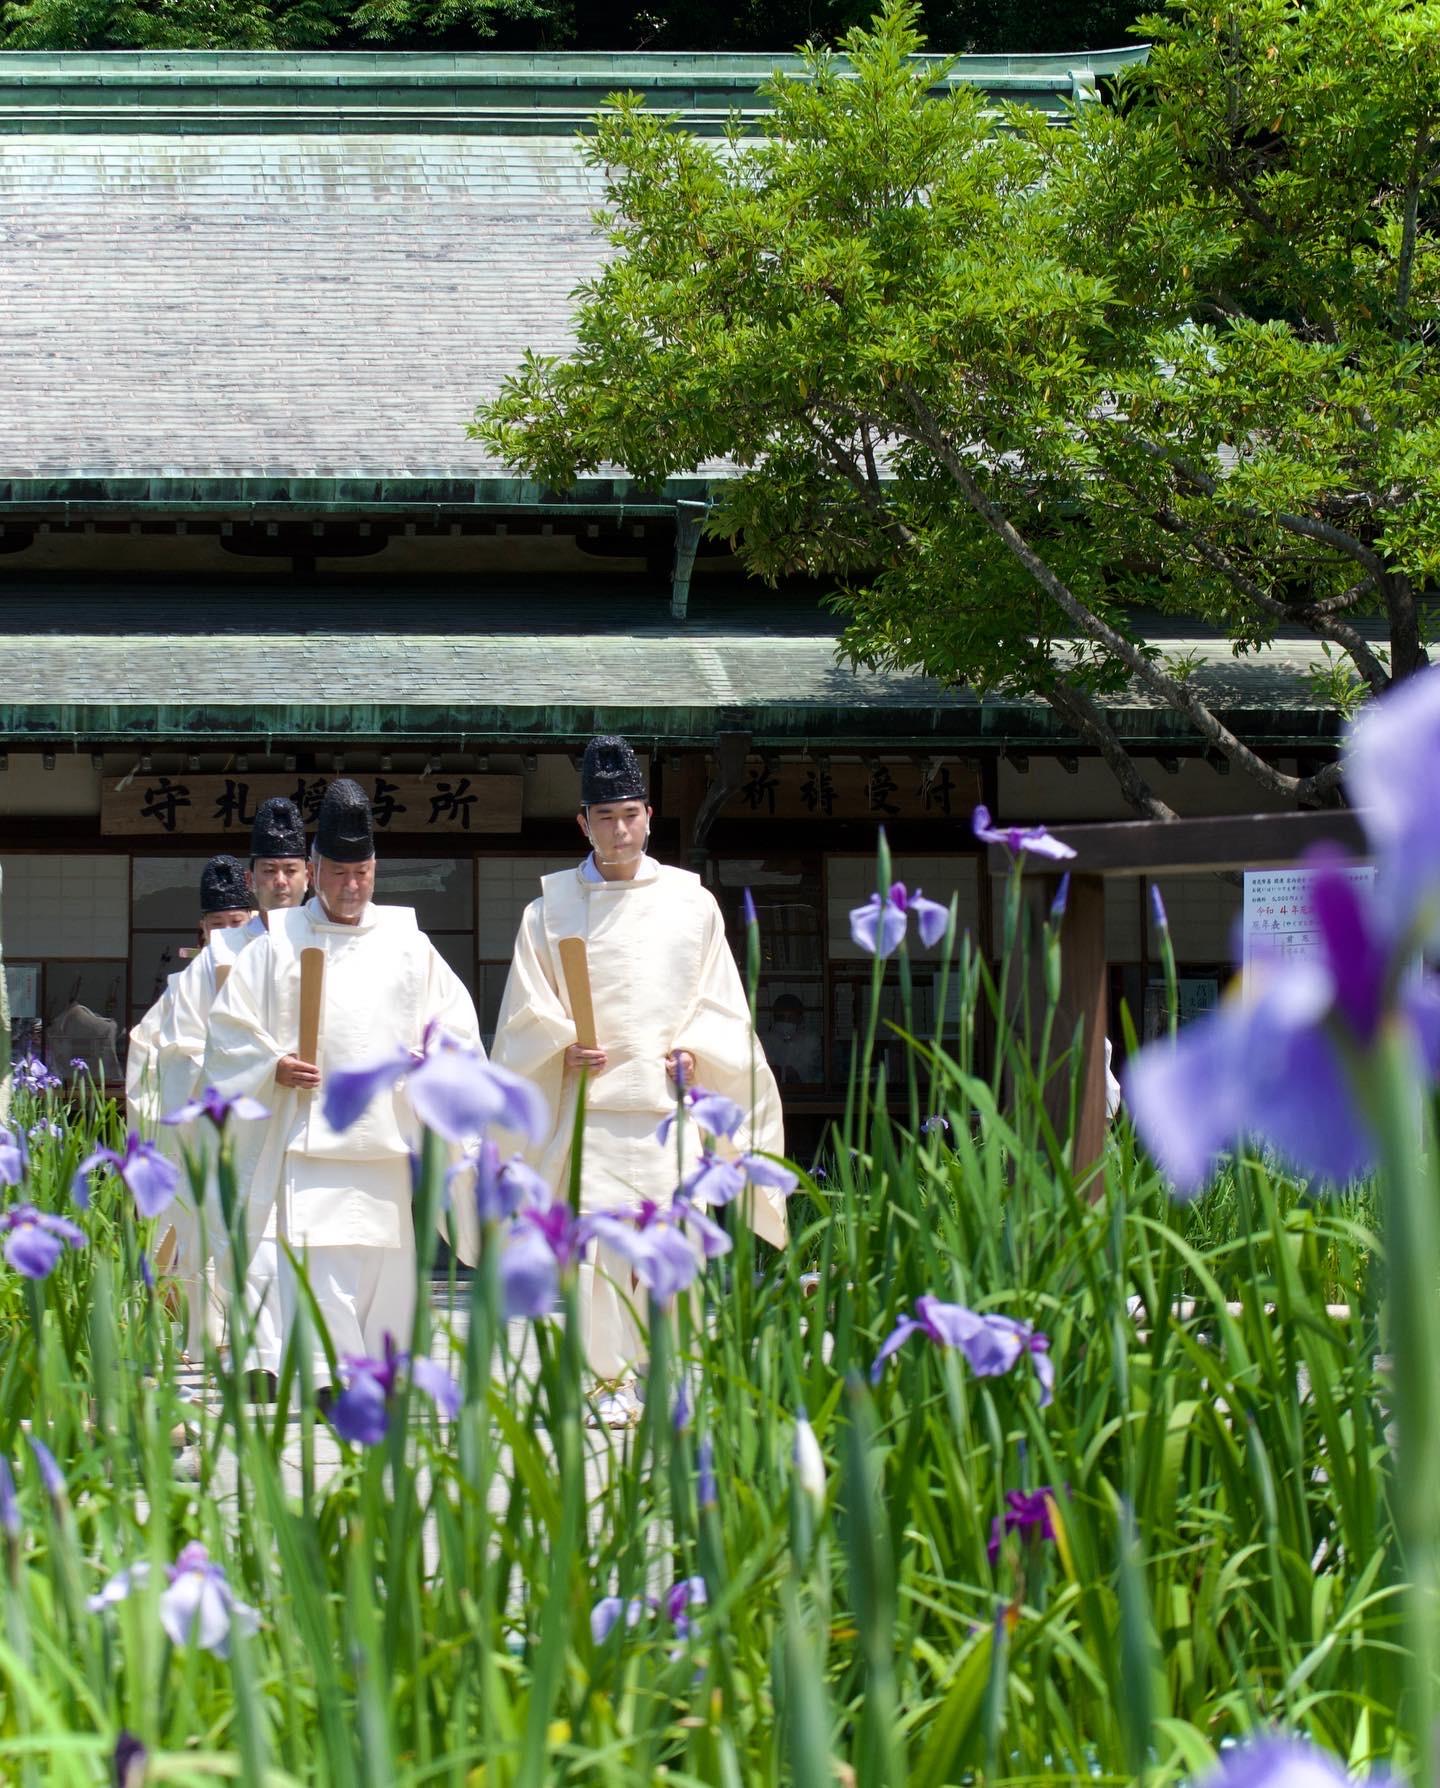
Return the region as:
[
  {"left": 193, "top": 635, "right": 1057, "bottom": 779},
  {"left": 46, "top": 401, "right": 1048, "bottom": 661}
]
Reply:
[
  {"left": 200, "top": 908, "right": 253, "bottom": 942},
  {"left": 315, "top": 854, "right": 375, "bottom": 923},
  {"left": 248, "top": 857, "right": 310, "bottom": 913}
]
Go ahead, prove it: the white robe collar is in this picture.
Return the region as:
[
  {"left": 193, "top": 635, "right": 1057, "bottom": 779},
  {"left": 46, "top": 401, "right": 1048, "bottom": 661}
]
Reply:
[{"left": 577, "top": 852, "right": 660, "bottom": 890}]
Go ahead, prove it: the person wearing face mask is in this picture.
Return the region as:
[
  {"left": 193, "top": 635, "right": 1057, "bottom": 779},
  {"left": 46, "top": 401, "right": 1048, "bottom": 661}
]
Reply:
[
  {"left": 764, "top": 993, "right": 824, "bottom": 1085},
  {"left": 490, "top": 734, "right": 788, "bottom": 1422}
]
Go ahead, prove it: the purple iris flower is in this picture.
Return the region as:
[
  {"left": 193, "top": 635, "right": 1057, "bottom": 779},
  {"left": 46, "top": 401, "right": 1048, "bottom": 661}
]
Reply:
[
  {"left": 871, "top": 1294, "right": 1054, "bottom": 1406},
  {"left": 2, "top": 1204, "right": 86, "bottom": 1279},
  {"left": 73, "top": 1131, "right": 179, "bottom": 1218},
  {"left": 1150, "top": 883, "right": 1169, "bottom": 935},
  {"left": 656, "top": 1086, "right": 745, "bottom": 1147},
  {"left": 28, "top": 1120, "right": 63, "bottom": 1143},
  {"left": 987, "top": 1487, "right": 1058, "bottom": 1563},
  {"left": 162, "top": 1086, "right": 270, "bottom": 1130},
  {"left": 0, "top": 1456, "right": 18, "bottom": 1539},
  {"left": 672, "top": 1381, "right": 692, "bottom": 1431},
  {"left": 28, "top": 1436, "right": 65, "bottom": 1502},
  {"left": 1196, "top": 1736, "right": 1353, "bottom": 1788},
  {"left": 13, "top": 1054, "right": 61, "bottom": 1096},
  {"left": 1124, "top": 846, "right": 1440, "bottom": 1193},
  {"left": 114, "top": 1734, "right": 149, "bottom": 1788},
  {"left": 1049, "top": 873, "right": 1071, "bottom": 923},
  {"left": 682, "top": 1148, "right": 797, "bottom": 1208},
  {"left": 591, "top": 1594, "right": 654, "bottom": 1644},
  {"left": 971, "top": 805, "right": 1077, "bottom": 863},
  {"left": 329, "top": 1334, "right": 461, "bottom": 1446},
  {"left": 849, "top": 881, "right": 950, "bottom": 959},
  {"left": 666, "top": 1574, "right": 708, "bottom": 1639},
  {"left": 0, "top": 1127, "right": 29, "bottom": 1188},
  {"left": 742, "top": 888, "right": 758, "bottom": 928},
  {"left": 1347, "top": 664, "right": 1440, "bottom": 951},
  {"left": 323, "top": 1032, "right": 547, "bottom": 1148},
  {"left": 921, "top": 1115, "right": 950, "bottom": 1136},
  {"left": 585, "top": 1201, "right": 706, "bottom": 1307},
  {"left": 452, "top": 1138, "right": 549, "bottom": 1226},
  {"left": 88, "top": 1542, "right": 260, "bottom": 1658},
  {"left": 500, "top": 1202, "right": 588, "bottom": 1319}
]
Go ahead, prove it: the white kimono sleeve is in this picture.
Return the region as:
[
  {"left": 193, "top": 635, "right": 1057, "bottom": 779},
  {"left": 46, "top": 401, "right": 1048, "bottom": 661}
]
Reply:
[
  {"left": 206, "top": 940, "right": 287, "bottom": 1108},
  {"left": 671, "top": 896, "right": 788, "bottom": 1248},
  {"left": 489, "top": 902, "right": 574, "bottom": 1140}
]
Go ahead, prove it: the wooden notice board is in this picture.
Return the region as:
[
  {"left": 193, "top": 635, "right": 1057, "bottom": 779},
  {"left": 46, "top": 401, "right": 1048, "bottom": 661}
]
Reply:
[{"left": 103, "top": 773, "right": 523, "bottom": 839}]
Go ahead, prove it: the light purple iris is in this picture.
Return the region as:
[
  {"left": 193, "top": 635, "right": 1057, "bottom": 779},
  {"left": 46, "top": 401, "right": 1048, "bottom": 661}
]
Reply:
[
  {"left": 2, "top": 1204, "right": 86, "bottom": 1279},
  {"left": 88, "top": 1542, "right": 260, "bottom": 1658},
  {"left": 452, "top": 1138, "right": 549, "bottom": 1226},
  {"left": 499, "top": 1202, "right": 588, "bottom": 1319},
  {"left": 1049, "top": 873, "right": 1071, "bottom": 923},
  {"left": 987, "top": 1487, "right": 1058, "bottom": 1564},
  {"left": 971, "top": 805, "right": 1076, "bottom": 863},
  {"left": 585, "top": 1200, "right": 707, "bottom": 1307},
  {"left": 329, "top": 1333, "right": 461, "bottom": 1446},
  {"left": 1347, "top": 664, "right": 1440, "bottom": 951},
  {"left": 849, "top": 881, "right": 949, "bottom": 959},
  {"left": 28, "top": 1120, "right": 63, "bottom": 1143},
  {"left": 682, "top": 1148, "right": 798, "bottom": 1208},
  {"left": 162, "top": 1086, "right": 270, "bottom": 1130},
  {"left": 73, "top": 1131, "right": 180, "bottom": 1218},
  {"left": 0, "top": 1127, "right": 28, "bottom": 1187},
  {"left": 323, "top": 1032, "right": 548, "bottom": 1148},
  {"left": 871, "top": 1294, "right": 1054, "bottom": 1406},
  {"left": 1196, "top": 1736, "right": 1353, "bottom": 1788},
  {"left": 591, "top": 1593, "right": 654, "bottom": 1644},
  {"left": 1124, "top": 846, "right": 1440, "bottom": 1193},
  {"left": 13, "top": 1055, "right": 61, "bottom": 1096},
  {"left": 656, "top": 1086, "right": 745, "bottom": 1148}
]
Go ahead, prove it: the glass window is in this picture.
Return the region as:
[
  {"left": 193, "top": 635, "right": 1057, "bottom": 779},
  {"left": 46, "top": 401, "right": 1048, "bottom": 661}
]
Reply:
[
  {"left": 44, "top": 962, "right": 127, "bottom": 1081},
  {"left": 2, "top": 855, "right": 129, "bottom": 956},
  {"left": 130, "top": 931, "right": 197, "bottom": 1023},
  {"left": 132, "top": 857, "right": 215, "bottom": 931},
  {"left": 476, "top": 856, "right": 576, "bottom": 960},
  {"left": 374, "top": 858, "right": 474, "bottom": 933}
]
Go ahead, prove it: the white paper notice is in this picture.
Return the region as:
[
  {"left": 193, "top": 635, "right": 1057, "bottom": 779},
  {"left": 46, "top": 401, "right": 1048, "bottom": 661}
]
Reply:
[{"left": 1241, "top": 864, "right": 1374, "bottom": 973}]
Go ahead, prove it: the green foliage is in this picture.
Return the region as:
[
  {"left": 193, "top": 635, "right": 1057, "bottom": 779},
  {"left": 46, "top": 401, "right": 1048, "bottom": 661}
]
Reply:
[
  {"left": 0, "top": 872, "right": 1414, "bottom": 1782},
  {"left": 0, "top": 0, "right": 549, "bottom": 50},
  {"left": 475, "top": 0, "right": 1440, "bottom": 818}
]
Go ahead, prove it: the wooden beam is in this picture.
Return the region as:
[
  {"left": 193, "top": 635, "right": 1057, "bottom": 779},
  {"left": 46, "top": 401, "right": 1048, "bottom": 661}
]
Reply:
[{"left": 987, "top": 809, "right": 1365, "bottom": 879}]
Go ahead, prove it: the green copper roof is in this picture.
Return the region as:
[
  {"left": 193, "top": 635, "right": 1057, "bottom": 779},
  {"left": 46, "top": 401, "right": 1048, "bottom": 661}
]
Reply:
[
  {"left": 0, "top": 47, "right": 1146, "bottom": 508},
  {"left": 0, "top": 49, "right": 1148, "bottom": 134},
  {"left": 0, "top": 580, "right": 1335, "bottom": 750}
]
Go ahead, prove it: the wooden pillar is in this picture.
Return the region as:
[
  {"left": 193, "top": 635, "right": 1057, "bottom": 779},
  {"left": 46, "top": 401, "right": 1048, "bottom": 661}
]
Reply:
[{"left": 1058, "top": 872, "right": 1109, "bottom": 1189}]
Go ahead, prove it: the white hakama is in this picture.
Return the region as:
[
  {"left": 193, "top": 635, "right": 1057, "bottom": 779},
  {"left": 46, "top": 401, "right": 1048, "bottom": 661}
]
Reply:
[
  {"left": 491, "top": 856, "right": 787, "bottom": 1382},
  {"left": 206, "top": 898, "right": 480, "bottom": 1381}
]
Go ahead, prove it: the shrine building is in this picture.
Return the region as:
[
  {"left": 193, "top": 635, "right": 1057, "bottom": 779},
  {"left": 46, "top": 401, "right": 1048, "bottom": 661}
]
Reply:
[{"left": 0, "top": 49, "right": 1349, "bottom": 1140}]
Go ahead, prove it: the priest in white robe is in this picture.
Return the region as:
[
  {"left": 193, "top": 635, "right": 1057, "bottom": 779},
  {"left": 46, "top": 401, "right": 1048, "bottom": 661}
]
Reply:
[
  {"left": 490, "top": 735, "right": 787, "bottom": 1399},
  {"left": 156, "top": 803, "right": 312, "bottom": 1358},
  {"left": 206, "top": 779, "right": 480, "bottom": 1380}
]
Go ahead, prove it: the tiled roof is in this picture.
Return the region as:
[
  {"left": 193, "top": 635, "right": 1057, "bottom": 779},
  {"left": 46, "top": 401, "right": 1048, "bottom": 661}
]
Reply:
[
  {"left": 0, "top": 48, "right": 1146, "bottom": 497},
  {"left": 0, "top": 581, "right": 1338, "bottom": 747}
]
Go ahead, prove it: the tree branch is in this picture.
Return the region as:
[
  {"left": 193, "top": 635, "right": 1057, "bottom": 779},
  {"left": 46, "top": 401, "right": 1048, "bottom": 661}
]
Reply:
[
  {"left": 900, "top": 388, "right": 1312, "bottom": 805},
  {"left": 1044, "top": 679, "right": 1180, "bottom": 821},
  {"left": 1153, "top": 508, "right": 1390, "bottom": 695}
]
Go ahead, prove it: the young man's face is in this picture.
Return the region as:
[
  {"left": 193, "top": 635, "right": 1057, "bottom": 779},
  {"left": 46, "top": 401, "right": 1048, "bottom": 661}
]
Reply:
[
  {"left": 200, "top": 908, "right": 254, "bottom": 942},
  {"left": 248, "top": 856, "right": 310, "bottom": 913},
  {"left": 579, "top": 800, "right": 650, "bottom": 867},
  {"left": 314, "top": 854, "right": 375, "bottom": 921}
]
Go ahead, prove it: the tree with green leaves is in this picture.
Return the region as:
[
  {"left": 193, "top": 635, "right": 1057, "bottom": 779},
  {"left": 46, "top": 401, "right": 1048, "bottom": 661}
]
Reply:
[
  {"left": 475, "top": 0, "right": 1440, "bottom": 819},
  {"left": 0, "top": 0, "right": 551, "bottom": 51}
]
